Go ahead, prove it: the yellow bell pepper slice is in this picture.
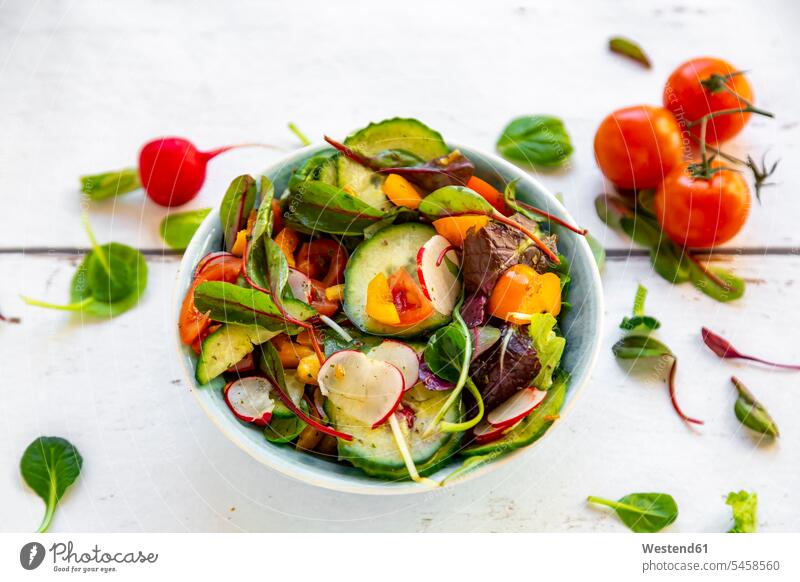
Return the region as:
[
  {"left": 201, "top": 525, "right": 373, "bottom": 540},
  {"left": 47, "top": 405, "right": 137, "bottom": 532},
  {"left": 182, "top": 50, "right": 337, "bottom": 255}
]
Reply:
[{"left": 366, "top": 272, "right": 401, "bottom": 325}]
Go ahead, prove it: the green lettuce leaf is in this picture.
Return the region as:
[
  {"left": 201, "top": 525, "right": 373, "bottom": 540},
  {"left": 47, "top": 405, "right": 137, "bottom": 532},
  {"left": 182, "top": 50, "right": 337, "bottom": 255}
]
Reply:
[{"left": 528, "top": 313, "right": 565, "bottom": 389}]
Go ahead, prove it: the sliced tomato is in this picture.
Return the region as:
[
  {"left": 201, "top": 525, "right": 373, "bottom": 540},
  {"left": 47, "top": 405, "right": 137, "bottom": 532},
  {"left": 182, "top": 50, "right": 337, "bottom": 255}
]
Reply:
[
  {"left": 308, "top": 279, "right": 339, "bottom": 317},
  {"left": 296, "top": 239, "right": 348, "bottom": 287},
  {"left": 388, "top": 267, "right": 434, "bottom": 325},
  {"left": 271, "top": 199, "right": 284, "bottom": 234},
  {"left": 179, "top": 255, "right": 242, "bottom": 346}
]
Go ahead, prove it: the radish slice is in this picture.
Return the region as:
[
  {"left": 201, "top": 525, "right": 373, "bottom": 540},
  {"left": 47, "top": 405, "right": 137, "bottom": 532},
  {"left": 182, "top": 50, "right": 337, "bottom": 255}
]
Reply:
[
  {"left": 284, "top": 374, "right": 306, "bottom": 405},
  {"left": 366, "top": 340, "right": 420, "bottom": 390},
  {"left": 473, "top": 418, "right": 522, "bottom": 444},
  {"left": 487, "top": 388, "right": 547, "bottom": 430},
  {"left": 318, "top": 350, "right": 404, "bottom": 428},
  {"left": 224, "top": 377, "right": 275, "bottom": 426},
  {"left": 416, "top": 234, "right": 462, "bottom": 315},
  {"left": 287, "top": 268, "right": 313, "bottom": 303}
]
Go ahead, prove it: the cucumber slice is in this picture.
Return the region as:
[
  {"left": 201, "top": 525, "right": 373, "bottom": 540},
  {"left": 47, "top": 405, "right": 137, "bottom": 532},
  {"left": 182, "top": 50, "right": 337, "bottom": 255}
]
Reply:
[
  {"left": 360, "top": 430, "right": 463, "bottom": 481},
  {"left": 337, "top": 118, "right": 450, "bottom": 210},
  {"left": 289, "top": 151, "right": 338, "bottom": 189},
  {"left": 343, "top": 223, "right": 451, "bottom": 338},
  {"left": 460, "top": 372, "right": 569, "bottom": 457},
  {"left": 326, "top": 384, "right": 461, "bottom": 476},
  {"left": 271, "top": 374, "right": 306, "bottom": 419},
  {"left": 264, "top": 399, "right": 309, "bottom": 443},
  {"left": 196, "top": 324, "right": 279, "bottom": 385}
]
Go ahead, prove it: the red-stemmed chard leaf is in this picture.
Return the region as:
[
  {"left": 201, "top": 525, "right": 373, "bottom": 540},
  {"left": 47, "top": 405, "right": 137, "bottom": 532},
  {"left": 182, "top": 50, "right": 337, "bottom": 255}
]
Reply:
[{"left": 702, "top": 327, "right": 800, "bottom": 370}]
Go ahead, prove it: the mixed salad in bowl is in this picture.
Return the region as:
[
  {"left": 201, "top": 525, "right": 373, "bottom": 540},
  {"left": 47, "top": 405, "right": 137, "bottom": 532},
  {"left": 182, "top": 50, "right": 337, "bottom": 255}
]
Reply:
[{"left": 178, "top": 118, "right": 590, "bottom": 485}]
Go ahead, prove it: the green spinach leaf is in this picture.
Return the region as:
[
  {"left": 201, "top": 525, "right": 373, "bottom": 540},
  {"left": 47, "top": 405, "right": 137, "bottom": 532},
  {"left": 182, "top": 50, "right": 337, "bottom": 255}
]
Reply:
[
  {"left": 193, "top": 281, "right": 302, "bottom": 333},
  {"left": 612, "top": 335, "right": 672, "bottom": 359},
  {"left": 732, "top": 377, "right": 779, "bottom": 437},
  {"left": 418, "top": 185, "right": 494, "bottom": 220},
  {"left": 496, "top": 115, "right": 573, "bottom": 167},
  {"left": 587, "top": 492, "right": 678, "bottom": 533},
  {"left": 424, "top": 324, "right": 468, "bottom": 384},
  {"left": 322, "top": 327, "right": 383, "bottom": 357},
  {"left": 424, "top": 294, "right": 484, "bottom": 434},
  {"left": 586, "top": 233, "right": 606, "bottom": 271},
  {"left": 20, "top": 436, "right": 83, "bottom": 533},
  {"left": 219, "top": 175, "right": 257, "bottom": 252},
  {"left": 160, "top": 208, "right": 211, "bottom": 250},
  {"left": 595, "top": 194, "right": 744, "bottom": 301},
  {"left": 619, "top": 284, "right": 661, "bottom": 332},
  {"left": 284, "top": 181, "right": 388, "bottom": 236},
  {"left": 23, "top": 218, "right": 147, "bottom": 317},
  {"left": 689, "top": 262, "right": 745, "bottom": 303},
  {"left": 80, "top": 168, "right": 141, "bottom": 201},
  {"left": 726, "top": 490, "right": 758, "bottom": 533},
  {"left": 245, "top": 177, "right": 276, "bottom": 290}
]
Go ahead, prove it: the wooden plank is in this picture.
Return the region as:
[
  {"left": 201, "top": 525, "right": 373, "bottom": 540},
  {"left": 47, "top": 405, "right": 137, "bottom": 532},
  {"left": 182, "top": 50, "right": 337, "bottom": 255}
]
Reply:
[
  {"left": 1, "top": 253, "right": 797, "bottom": 532},
  {"left": 0, "top": 0, "right": 797, "bottom": 249}
]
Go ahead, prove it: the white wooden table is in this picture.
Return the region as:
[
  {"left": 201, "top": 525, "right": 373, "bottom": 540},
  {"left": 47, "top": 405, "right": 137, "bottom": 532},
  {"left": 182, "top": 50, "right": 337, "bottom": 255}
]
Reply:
[{"left": 1, "top": 0, "right": 798, "bottom": 532}]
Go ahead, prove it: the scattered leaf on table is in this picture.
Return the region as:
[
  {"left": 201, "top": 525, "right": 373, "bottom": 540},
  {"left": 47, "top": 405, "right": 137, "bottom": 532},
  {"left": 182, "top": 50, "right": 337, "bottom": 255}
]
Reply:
[
  {"left": 160, "top": 208, "right": 211, "bottom": 250},
  {"left": 588, "top": 492, "right": 677, "bottom": 533},
  {"left": 20, "top": 436, "right": 83, "bottom": 532},
  {"left": 609, "top": 36, "right": 651, "bottom": 68},
  {"left": 731, "top": 377, "right": 779, "bottom": 437},
  {"left": 496, "top": 115, "right": 573, "bottom": 167},
  {"left": 726, "top": 490, "right": 758, "bottom": 533}
]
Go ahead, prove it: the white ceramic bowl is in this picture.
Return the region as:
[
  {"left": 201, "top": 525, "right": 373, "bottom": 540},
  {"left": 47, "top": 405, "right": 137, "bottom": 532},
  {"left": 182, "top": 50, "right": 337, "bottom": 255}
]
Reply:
[{"left": 175, "top": 142, "right": 604, "bottom": 495}]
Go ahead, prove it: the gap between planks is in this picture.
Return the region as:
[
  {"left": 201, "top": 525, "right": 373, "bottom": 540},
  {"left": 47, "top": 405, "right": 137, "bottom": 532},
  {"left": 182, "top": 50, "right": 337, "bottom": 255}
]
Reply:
[{"left": 0, "top": 247, "right": 797, "bottom": 259}]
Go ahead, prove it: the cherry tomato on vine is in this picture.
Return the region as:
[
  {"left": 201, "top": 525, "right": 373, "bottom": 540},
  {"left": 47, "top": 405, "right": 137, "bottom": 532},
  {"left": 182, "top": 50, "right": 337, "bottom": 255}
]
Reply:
[
  {"left": 663, "top": 57, "right": 754, "bottom": 145},
  {"left": 654, "top": 162, "right": 750, "bottom": 248},
  {"left": 594, "top": 105, "right": 683, "bottom": 190}
]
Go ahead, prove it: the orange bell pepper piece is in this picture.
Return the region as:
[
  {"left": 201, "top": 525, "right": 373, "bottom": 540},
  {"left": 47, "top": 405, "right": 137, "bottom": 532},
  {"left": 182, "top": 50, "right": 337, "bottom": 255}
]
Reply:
[
  {"left": 274, "top": 227, "right": 299, "bottom": 268},
  {"left": 467, "top": 176, "right": 507, "bottom": 215},
  {"left": 433, "top": 215, "right": 490, "bottom": 247},
  {"left": 382, "top": 174, "right": 423, "bottom": 210},
  {"left": 488, "top": 264, "right": 561, "bottom": 324}
]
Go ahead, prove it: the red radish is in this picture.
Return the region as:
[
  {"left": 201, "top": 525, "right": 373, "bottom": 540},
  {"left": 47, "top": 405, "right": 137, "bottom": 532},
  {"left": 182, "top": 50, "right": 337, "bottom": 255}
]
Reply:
[
  {"left": 139, "top": 137, "right": 245, "bottom": 207},
  {"left": 366, "top": 340, "right": 420, "bottom": 390},
  {"left": 487, "top": 388, "right": 547, "bottom": 430},
  {"left": 287, "top": 268, "right": 314, "bottom": 303},
  {"left": 318, "top": 350, "right": 405, "bottom": 428},
  {"left": 473, "top": 418, "right": 522, "bottom": 444},
  {"left": 85, "top": 137, "right": 272, "bottom": 208},
  {"left": 416, "top": 234, "right": 462, "bottom": 315},
  {"left": 223, "top": 377, "right": 275, "bottom": 426}
]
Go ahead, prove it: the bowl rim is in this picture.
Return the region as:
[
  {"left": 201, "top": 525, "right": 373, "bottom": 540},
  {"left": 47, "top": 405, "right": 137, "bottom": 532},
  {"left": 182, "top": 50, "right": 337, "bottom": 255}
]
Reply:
[{"left": 174, "top": 140, "right": 604, "bottom": 495}]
